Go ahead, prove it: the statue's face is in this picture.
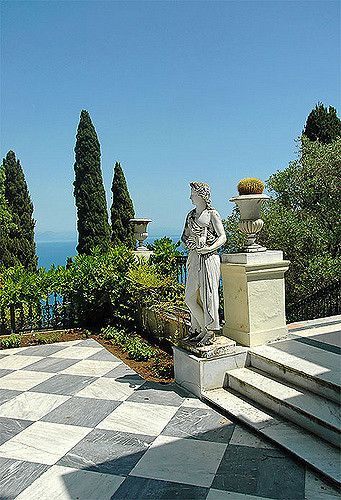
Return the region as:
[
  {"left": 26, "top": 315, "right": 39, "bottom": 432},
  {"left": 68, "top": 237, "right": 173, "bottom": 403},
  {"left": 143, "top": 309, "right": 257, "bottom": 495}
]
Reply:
[{"left": 190, "top": 188, "right": 202, "bottom": 205}]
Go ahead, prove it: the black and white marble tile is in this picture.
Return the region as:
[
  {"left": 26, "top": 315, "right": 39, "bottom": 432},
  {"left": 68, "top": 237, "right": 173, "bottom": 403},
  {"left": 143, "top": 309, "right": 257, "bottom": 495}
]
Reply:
[
  {"left": 0, "top": 417, "right": 33, "bottom": 446},
  {"left": 29, "top": 373, "right": 97, "bottom": 396},
  {"left": 0, "top": 457, "right": 49, "bottom": 499},
  {"left": 88, "top": 348, "right": 122, "bottom": 362},
  {"left": 15, "top": 344, "right": 69, "bottom": 357},
  {"left": 19, "top": 356, "right": 79, "bottom": 373},
  {"left": 58, "top": 428, "right": 154, "bottom": 476},
  {"left": 161, "top": 406, "right": 235, "bottom": 444},
  {"left": 126, "top": 381, "right": 186, "bottom": 407},
  {"left": 112, "top": 475, "right": 209, "bottom": 499},
  {"left": 211, "top": 444, "right": 306, "bottom": 499},
  {"left": 16, "top": 464, "right": 124, "bottom": 500},
  {"left": 0, "top": 388, "right": 22, "bottom": 406},
  {"left": 42, "top": 396, "right": 121, "bottom": 427}
]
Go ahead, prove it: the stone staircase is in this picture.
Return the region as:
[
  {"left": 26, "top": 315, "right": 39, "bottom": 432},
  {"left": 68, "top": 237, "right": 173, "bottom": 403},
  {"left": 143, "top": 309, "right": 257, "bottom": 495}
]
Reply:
[{"left": 201, "top": 319, "right": 341, "bottom": 486}]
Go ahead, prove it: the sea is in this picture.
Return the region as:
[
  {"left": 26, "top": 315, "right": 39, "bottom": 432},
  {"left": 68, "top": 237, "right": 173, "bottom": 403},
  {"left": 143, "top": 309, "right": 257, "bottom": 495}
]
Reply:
[{"left": 36, "top": 236, "right": 181, "bottom": 269}]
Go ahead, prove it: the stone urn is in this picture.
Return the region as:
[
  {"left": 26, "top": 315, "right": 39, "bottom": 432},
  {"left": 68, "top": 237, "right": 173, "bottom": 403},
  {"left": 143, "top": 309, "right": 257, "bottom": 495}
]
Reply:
[
  {"left": 230, "top": 194, "right": 270, "bottom": 252},
  {"left": 130, "top": 218, "right": 152, "bottom": 251}
]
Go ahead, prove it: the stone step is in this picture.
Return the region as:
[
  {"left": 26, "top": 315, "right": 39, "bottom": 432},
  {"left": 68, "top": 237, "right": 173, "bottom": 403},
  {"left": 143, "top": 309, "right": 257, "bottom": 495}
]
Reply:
[
  {"left": 249, "top": 344, "right": 341, "bottom": 403},
  {"left": 202, "top": 388, "right": 341, "bottom": 487},
  {"left": 226, "top": 367, "right": 341, "bottom": 447}
]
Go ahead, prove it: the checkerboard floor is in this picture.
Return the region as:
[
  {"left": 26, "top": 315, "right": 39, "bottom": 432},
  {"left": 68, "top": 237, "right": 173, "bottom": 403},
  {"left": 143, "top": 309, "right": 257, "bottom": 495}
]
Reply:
[{"left": 0, "top": 339, "right": 339, "bottom": 499}]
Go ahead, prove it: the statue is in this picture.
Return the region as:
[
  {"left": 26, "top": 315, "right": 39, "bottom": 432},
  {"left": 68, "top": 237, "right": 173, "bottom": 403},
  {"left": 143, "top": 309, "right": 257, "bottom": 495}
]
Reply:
[{"left": 181, "top": 182, "right": 226, "bottom": 346}]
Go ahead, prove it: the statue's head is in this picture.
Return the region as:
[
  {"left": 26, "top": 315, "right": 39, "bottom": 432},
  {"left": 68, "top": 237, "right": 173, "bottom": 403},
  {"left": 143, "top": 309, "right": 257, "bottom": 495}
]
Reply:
[{"left": 190, "top": 181, "right": 212, "bottom": 208}]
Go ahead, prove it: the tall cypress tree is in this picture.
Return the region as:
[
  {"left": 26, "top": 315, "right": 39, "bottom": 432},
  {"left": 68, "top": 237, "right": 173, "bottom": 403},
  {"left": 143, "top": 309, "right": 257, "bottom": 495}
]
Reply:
[
  {"left": 2, "top": 151, "right": 37, "bottom": 270},
  {"left": 111, "top": 161, "right": 135, "bottom": 248},
  {"left": 74, "top": 110, "right": 111, "bottom": 254},
  {"left": 303, "top": 103, "right": 341, "bottom": 144}
]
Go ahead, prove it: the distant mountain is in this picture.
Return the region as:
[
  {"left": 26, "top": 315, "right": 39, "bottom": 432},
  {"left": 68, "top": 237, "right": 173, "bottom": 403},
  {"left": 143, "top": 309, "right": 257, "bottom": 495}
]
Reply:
[{"left": 36, "top": 231, "right": 77, "bottom": 242}]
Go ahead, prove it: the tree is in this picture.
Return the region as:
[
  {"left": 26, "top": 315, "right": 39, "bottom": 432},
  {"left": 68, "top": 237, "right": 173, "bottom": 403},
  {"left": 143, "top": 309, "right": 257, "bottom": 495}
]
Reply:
[
  {"left": 0, "top": 164, "right": 16, "bottom": 267},
  {"left": 74, "top": 110, "right": 111, "bottom": 254},
  {"left": 303, "top": 103, "right": 341, "bottom": 144},
  {"left": 223, "top": 136, "right": 341, "bottom": 304},
  {"left": 110, "top": 161, "right": 135, "bottom": 248},
  {"left": 1, "top": 151, "right": 37, "bottom": 270}
]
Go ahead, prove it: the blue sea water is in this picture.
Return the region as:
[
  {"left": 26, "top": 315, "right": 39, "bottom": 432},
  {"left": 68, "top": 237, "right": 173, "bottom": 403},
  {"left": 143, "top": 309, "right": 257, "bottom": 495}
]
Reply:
[{"left": 36, "top": 236, "right": 182, "bottom": 269}]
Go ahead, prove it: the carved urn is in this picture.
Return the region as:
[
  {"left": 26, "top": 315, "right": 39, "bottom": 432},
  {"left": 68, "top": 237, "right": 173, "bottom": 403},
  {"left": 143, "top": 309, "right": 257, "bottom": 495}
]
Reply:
[
  {"left": 230, "top": 192, "right": 270, "bottom": 252},
  {"left": 130, "top": 218, "right": 152, "bottom": 251}
]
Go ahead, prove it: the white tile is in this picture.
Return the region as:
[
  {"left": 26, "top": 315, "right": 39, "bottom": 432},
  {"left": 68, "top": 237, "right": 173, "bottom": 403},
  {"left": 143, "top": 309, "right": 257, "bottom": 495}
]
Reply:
[
  {"left": 130, "top": 434, "right": 227, "bottom": 488},
  {"left": 181, "top": 397, "right": 210, "bottom": 409},
  {"left": 229, "top": 425, "right": 274, "bottom": 449},
  {"left": 52, "top": 346, "right": 103, "bottom": 360},
  {"left": 0, "top": 421, "right": 91, "bottom": 465},
  {"left": 76, "top": 376, "right": 145, "bottom": 401},
  {"left": 16, "top": 464, "right": 124, "bottom": 500},
  {"left": 97, "top": 401, "right": 178, "bottom": 436},
  {"left": 0, "top": 391, "right": 70, "bottom": 420},
  {"left": 60, "top": 359, "right": 121, "bottom": 377},
  {"left": 207, "top": 489, "right": 274, "bottom": 499},
  {"left": 0, "top": 355, "right": 44, "bottom": 370},
  {"left": 0, "top": 370, "right": 54, "bottom": 391},
  {"left": 0, "top": 346, "right": 30, "bottom": 355},
  {"left": 305, "top": 470, "right": 341, "bottom": 499}
]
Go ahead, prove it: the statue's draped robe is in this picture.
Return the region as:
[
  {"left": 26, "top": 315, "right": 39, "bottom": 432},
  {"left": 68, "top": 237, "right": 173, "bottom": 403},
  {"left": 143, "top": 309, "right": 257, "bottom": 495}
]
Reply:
[{"left": 182, "top": 209, "right": 221, "bottom": 332}]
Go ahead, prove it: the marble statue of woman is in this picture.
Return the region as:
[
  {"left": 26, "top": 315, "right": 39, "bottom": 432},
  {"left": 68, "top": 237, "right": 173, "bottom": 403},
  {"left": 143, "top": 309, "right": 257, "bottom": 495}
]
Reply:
[{"left": 181, "top": 182, "right": 226, "bottom": 346}]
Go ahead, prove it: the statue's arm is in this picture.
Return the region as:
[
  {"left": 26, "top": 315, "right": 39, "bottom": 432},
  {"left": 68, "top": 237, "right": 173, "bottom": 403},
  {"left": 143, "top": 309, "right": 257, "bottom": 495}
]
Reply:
[{"left": 181, "top": 213, "right": 196, "bottom": 250}]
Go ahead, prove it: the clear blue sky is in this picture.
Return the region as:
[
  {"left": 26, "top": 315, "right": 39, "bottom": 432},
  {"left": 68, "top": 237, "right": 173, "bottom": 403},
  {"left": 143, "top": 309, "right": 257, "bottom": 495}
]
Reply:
[{"left": 1, "top": 0, "right": 340, "bottom": 239}]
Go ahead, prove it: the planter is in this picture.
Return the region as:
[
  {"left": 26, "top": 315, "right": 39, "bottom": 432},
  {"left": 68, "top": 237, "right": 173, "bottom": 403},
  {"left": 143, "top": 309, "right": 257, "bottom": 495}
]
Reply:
[
  {"left": 138, "top": 305, "right": 189, "bottom": 344},
  {"left": 230, "top": 193, "right": 270, "bottom": 252},
  {"left": 130, "top": 218, "right": 152, "bottom": 251}
]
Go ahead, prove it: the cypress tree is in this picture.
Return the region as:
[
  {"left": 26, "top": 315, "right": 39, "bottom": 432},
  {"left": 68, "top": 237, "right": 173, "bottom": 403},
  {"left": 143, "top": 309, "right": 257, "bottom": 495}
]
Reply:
[
  {"left": 111, "top": 161, "right": 135, "bottom": 248},
  {"left": 74, "top": 110, "right": 111, "bottom": 254},
  {"left": 2, "top": 151, "right": 37, "bottom": 270},
  {"left": 303, "top": 103, "right": 341, "bottom": 143}
]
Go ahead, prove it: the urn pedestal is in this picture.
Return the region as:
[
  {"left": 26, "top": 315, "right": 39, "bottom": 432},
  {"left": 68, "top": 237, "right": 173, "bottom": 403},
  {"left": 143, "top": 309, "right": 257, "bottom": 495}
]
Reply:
[{"left": 221, "top": 251, "right": 290, "bottom": 346}]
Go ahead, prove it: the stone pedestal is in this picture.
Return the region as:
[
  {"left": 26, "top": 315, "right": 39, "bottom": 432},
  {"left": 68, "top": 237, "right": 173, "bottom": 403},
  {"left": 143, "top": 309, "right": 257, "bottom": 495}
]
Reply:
[
  {"left": 173, "top": 345, "right": 248, "bottom": 398},
  {"left": 221, "top": 251, "right": 290, "bottom": 347}
]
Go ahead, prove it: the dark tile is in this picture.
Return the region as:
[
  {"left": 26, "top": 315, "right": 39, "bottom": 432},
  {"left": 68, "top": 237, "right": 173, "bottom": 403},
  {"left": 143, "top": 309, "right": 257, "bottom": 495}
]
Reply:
[
  {"left": 76, "top": 339, "right": 101, "bottom": 347},
  {"left": 126, "top": 381, "right": 185, "bottom": 407},
  {"left": 29, "top": 374, "right": 96, "bottom": 395},
  {"left": 0, "top": 417, "right": 33, "bottom": 445},
  {"left": 42, "top": 396, "right": 121, "bottom": 427},
  {"left": 112, "top": 476, "right": 208, "bottom": 499},
  {"left": 162, "top": 407, "right": 235, "bottom": 443},
  {"left": 15, "top": 344, "right": 69, "bottom": 356},
  {"left": 0, "top": 457, "right": 49, "bottom": 499},
  {"left": 212, "top": 445, "right": 305, "bottom": 499},
  {"left": 58, "top": 428, "right": 154, "bottom": 476},
  {"left": 88, "top": 349, "right": 122, "bottom": 362},
  {"left": 0, "top": 369, "right": 13, "bottom": 378},
  {"left": 20, "top": 356, "right": 79, "bottom": 373},
  {"left": 0, "top": 389, "right": 22, "bottom": 406}
]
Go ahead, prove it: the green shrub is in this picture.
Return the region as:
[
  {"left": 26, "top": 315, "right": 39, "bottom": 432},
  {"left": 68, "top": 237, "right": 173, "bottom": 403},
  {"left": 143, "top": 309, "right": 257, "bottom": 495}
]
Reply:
[
  {"left": 125, "top": 336, "right": 156, "bottom": 361},
  {"left": 0, "top": 334, "right": 21, "bottom": 349},
  {"left": 152, "top": 355, "right": 174, "bottom": 379},
  {"left": 33, "top": 331, "right": 62, "bottom": 344}
]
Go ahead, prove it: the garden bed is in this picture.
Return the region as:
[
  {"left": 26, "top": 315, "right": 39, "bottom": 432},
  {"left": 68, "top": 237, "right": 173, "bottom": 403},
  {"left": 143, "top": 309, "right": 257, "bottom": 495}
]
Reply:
[{"left": 0, "top": 328, "right": 174, "bottom": 383}]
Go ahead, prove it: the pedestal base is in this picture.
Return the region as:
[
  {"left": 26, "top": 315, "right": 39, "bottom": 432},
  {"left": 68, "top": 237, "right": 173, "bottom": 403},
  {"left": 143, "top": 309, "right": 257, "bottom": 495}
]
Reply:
[
  {"left": 179, "top": 335, "right": 236, "bottom": 358},
  {"left": 173, "top": 346, "right": 248, "bottom": 398},
  {"left": 221, "top": 251, "right": 290, "bottom": 347},
  {"left": 133, "top": 250, "right": 153, "bottom": 260}
]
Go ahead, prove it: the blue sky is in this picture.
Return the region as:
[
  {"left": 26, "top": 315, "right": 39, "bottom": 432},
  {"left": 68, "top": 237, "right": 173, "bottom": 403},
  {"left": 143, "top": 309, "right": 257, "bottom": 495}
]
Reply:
[{"left": 1, "top": 0, "right": 340, "bottom": 239}]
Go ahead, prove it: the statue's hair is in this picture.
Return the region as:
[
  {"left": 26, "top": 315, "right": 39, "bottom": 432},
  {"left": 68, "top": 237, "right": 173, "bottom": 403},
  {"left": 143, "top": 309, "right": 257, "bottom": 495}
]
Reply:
[{"left": 190, "top": 181, "right": 212, "bottom": 208}]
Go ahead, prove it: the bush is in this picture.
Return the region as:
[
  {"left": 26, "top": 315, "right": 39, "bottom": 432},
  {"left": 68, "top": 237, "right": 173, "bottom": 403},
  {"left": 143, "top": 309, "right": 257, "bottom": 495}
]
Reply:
[{"left": 0, "top": 334, "right": 21, "bottom": 349}]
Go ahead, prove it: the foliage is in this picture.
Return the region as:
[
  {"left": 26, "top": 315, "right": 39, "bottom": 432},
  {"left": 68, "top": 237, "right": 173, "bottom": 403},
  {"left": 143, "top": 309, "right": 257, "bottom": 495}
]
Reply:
[
  {"left": 148, "top": 237, "right": 182, "bottom": 278},
  {"left": 224, "top": 136, "right": 340, "bottom": 304},
  {"left": 237, "top": 177, "right": 264, "bottom": 195},
  {"left": 74, "top": 110, "right": 111, "bottom": 255},
  {"left": 152, "top": 355, "right": 174, "bottom": 379},
  {"left": 0, "top": 165, "right": 16, "bottom": 266},
  {"left": 303, "top": 103, "right": 341, "bottom": 144},
  {"left": 32, "top": 331, "right": 63, "bottom": 344},
  {"left": 0, "top": 334, "right": 21, "bottom": 349},
  {"left": 111, "top": 161, "right": 135, "bottom": 248},
  {"left": 222, "top": 209, "right": 247, "bottom": 253},
  {"left": 1, "top": 151, "right": 37, "bottom": 270},
  {"left": 102, "top": 326, "right": 156, "bottom": 361}
]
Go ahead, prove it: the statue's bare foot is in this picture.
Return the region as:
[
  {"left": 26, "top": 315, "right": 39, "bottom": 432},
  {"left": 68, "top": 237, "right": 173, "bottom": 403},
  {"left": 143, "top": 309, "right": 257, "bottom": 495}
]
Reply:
[
  {"left": 196, "top": 331, "right": 215, "bottom": 347},
  {"left": 189, "top": 330, "right": 205, "bottom": 343}
]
